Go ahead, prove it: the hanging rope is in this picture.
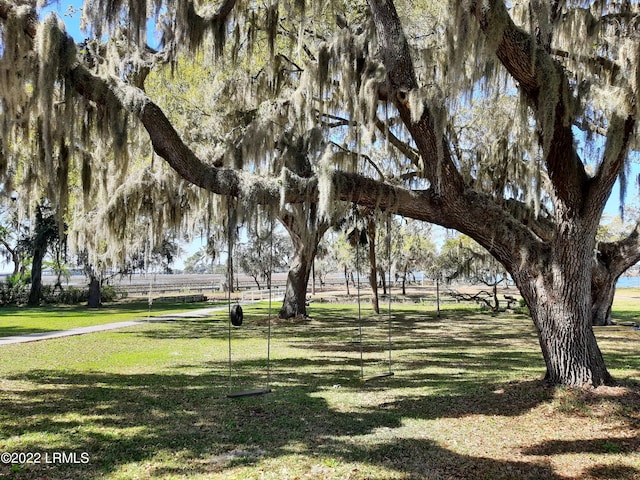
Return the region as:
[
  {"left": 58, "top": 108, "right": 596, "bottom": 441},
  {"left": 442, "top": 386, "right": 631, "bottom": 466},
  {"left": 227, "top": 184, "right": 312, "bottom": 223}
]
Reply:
[
  {"left": 357, "top": 211, "right": 394, "bottom": 382},
  {"left": 226, "top": 201, "right": 272, "bottom": 398},
  {"left": 356, "top": 225, "right": 364, "bottom": 379},
  {"left": 386, "top": 214, "right": 393, "bottom": 374},
  {"left": 227, "top": 198, "right": 233, "bottom": 391},
  {"left": 266, "top": 210, "right": 273, "bottom": 389}
]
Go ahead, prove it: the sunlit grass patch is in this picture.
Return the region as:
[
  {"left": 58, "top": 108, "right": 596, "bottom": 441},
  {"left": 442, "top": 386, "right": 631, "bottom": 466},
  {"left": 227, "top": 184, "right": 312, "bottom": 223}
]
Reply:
[
  {"left": 0, "top": 300, "right": 638, "bottom": 479},
  {"left": 0, "top": 300, "right": 225, "bottom": 337}
]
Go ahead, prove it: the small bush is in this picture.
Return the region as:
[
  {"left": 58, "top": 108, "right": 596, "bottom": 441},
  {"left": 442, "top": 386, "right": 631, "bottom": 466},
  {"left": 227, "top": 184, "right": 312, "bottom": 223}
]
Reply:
[
  {"left": 101, "top": 284, "right": 127, "bottom": 302},
  {"left": 58, "top": 286, "right": 90, "bottom": 304},
  {"left": 0, "top": 274, "right": 29, "bottom": 306},
  {"left": 41, "top": 285, "right": 89, "bottom": 305},
  {"left": 515, "top": 298, "right": 530, "bottom": 315},
  {"left": 34, "top": 283, "right": 126, "bottom": 306}
]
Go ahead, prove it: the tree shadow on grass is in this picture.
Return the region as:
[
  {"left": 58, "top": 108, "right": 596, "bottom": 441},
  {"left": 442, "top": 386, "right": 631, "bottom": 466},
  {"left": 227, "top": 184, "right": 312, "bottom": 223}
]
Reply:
[
  {"left": 369, "top": 378, "right": 555, "bottom": 419},
  {"left": 1, "top": 303, "right": 633, "bottom": 479},
  {"left": 0, "top": 366, "right": 566, "bottom": 479},
  {"left": 585, "top": 464, "right": 640, "bottom": 480},
  {"left": 521, "top": 437, "right": 640, "bottom": 480},
  {"left": 523, "top": 437, "right": 640, "bottom": 456},
  {"left": 0, "top": 325, "right": 60, "bottom": 337}
]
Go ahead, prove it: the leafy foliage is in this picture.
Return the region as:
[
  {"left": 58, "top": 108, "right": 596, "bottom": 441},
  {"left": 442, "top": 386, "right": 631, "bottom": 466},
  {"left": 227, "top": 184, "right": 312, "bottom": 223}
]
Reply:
[{"left": 237, "top": 218, "right": 292, "bottom": 289}]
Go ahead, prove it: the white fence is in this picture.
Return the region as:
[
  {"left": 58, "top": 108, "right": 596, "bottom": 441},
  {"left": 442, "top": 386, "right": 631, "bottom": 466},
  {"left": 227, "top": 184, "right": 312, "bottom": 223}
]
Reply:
[{"left": 240, "top": 286, "right": 286, "bottom": 302}]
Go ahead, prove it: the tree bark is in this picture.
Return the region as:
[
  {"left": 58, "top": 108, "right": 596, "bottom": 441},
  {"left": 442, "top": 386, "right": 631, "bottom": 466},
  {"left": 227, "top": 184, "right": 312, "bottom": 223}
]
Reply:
[
  {"left": 279, "top": 208, "right": 330, "bottom": 319},
  {"left": 279, "top": 247, "right": 314, "bottom": 318},
  {"left": 87, "top": 276, "right": 101, "bottom": 308},
  {"left": 27, "top": 242, "right": 44, "bottom": 306},
  {"left": 529, "top": 293, "right": 612, "bottom": 387},
  {"left": 515, "top": 231, "right": 613, "bottom": 386},
  {"left": 591, "top": 225, "right": 640, "bottom": 326}
]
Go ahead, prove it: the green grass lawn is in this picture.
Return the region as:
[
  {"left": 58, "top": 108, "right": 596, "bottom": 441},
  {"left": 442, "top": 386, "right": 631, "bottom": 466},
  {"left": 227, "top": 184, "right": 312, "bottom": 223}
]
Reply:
[
  {"left": 0, "top": 301, "right": 225, "bottom": 337},
  {"left": 0, "top": 295, "right": 638, "bottom": 479}
]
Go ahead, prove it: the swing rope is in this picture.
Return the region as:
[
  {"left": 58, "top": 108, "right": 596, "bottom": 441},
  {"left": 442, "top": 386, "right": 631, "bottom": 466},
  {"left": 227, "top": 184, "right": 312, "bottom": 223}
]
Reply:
[
  {"left": 227, "top": 199, "right": 233, "bottom": 391},
  {"left": 266, "top": 211, "right": 273, "bottom": 388},
  {"left": 356, "top": 228, "right": 364, "bottom": 379},
  {"left": 386, "top": 214, "right": 393, "bottom": 375},
  {"left": 226, "top": 199, "right": 272, "bottom": 398},
  {"left": 358, "top": 212, "right": 394, "bottom": 382}
]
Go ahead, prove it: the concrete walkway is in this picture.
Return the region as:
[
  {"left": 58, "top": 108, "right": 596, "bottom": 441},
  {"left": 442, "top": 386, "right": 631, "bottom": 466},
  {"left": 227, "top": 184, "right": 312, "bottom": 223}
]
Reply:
[{"left": 0, "top": 305, "right": 233, "bottom": 347}]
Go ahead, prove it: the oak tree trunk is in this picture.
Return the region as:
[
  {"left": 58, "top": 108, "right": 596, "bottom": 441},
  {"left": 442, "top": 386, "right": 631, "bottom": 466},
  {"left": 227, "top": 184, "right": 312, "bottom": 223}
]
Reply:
[
  {"left": 515, "top": 234, "right": 613, "bottom": 387},
  {"left": 279, "top": 248, "right": 314, "bottom": 319},
  {"left": 279, "top": 206, "right": 330, "bottom": 319},
  {"left": 527, "top": 291, "right": 612, "bottom": 386}
]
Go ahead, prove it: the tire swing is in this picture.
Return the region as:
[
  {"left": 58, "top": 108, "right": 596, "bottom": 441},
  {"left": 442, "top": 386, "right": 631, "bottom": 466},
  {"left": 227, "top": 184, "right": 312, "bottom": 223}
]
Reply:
[
  {"left": 230, "top": 304, "right": 243, "bottom": 326},
  {"left": 351, "top": 211, "right": 394, "bottom": 382},
  {"left": 226, "top": 200, "right": 272, "bottom": 399}
]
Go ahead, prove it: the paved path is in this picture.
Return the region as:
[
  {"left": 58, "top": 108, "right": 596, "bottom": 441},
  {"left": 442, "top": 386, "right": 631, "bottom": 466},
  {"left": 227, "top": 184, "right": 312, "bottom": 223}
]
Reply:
[{"left": 0, "top": 305, "right": 233, "bottom": 347}]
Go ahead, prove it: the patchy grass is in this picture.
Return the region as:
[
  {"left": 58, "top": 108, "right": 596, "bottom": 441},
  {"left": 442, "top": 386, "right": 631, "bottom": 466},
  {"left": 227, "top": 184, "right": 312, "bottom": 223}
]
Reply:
[
  {"left": 0, "top": 298, "right": 638, "bottom": 479},
  {"left": 0, "top": 301, "right": 223, "bottom": 337}
]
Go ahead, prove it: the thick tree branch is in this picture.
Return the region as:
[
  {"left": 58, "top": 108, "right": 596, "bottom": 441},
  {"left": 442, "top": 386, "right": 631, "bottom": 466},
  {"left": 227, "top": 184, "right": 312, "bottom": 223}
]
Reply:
[
  {"left": 6, "top": 1, "right": 543, "bottom": 283},
  {"left": 470, "top": 0, "right": 590, "bottom": 213},
  {"left": 367, "top": 0, "right": 466, "bottom": 196},
  {"left": 65, "top": 46, "right": 463, "bottom": 232},
  {"left": 598, "top": 222, "right": 640, "bottom": 279},
  {"left": 586, "top": 115, "right": 637, "bottom": 219},
  {"left": 366, "top": 0, "right": 545, "bottom": 270}
]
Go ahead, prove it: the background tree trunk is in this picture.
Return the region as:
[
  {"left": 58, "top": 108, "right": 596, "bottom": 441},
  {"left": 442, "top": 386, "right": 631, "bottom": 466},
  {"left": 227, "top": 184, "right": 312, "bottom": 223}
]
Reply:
[
  {"left": 591, "top": 265, "right": 617, "bottom": 326},
  {"left": 279, "top": 208, "right": 329, "bottom": 319},
  {"left": 344, "top": 265, "right": 350, "bottom": 297},
  {"left": 378, "top": 266, "right": 387, "bottom": 295},
  {"left": 87, "top": 276, "right": 101, "bottom": 308},
  {"left": 0, "top": 240, "right": 21, "bottom": 277},
  {"left": 27, "top": 243, "right": 45, "bottom": 306},
  {"left": 590, "top": 230, "right": 640, "bottom": 326},
  {"left": 279, "top": 249, "right": 313, "bottom": 318}
]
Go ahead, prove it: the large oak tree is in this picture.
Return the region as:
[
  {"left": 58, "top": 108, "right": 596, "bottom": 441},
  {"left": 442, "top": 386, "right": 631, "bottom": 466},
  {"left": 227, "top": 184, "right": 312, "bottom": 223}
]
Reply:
[{"left": 1, "top": 0, "right": 639, "bottom": 386}]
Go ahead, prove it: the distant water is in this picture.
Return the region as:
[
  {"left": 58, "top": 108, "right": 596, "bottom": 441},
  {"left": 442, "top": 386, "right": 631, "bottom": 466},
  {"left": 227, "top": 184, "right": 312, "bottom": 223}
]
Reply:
[{"left": 617, "top": 276, "right": 639, "bottom": 288}]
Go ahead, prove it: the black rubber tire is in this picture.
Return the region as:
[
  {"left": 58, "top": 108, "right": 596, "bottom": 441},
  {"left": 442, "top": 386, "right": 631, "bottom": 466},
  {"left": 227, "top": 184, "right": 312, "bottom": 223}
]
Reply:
[{"left": 230, "top": 304, "right": 243, "bottom": 326}]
